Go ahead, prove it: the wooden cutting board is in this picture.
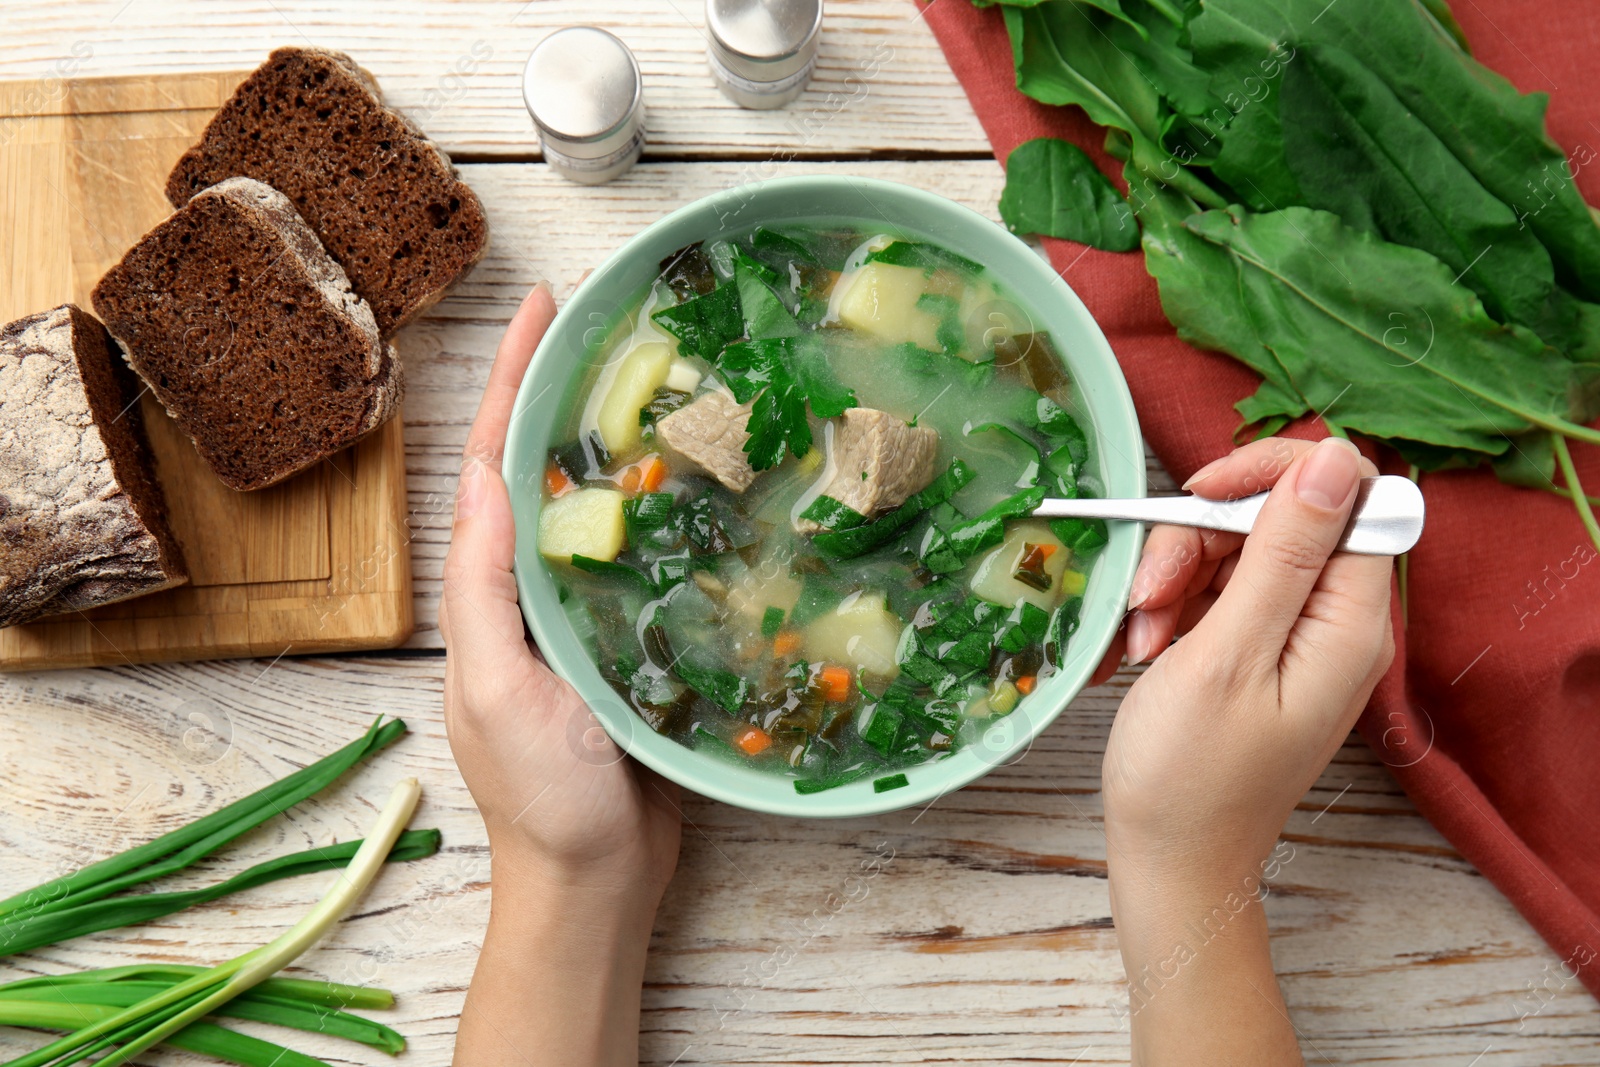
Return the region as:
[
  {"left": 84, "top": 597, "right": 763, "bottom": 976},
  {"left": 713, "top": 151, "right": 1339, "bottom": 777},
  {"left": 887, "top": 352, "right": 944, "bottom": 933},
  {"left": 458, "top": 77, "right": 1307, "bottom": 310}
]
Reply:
[{"left": 0, "top": 71, "right": 414, "bottom": 670}]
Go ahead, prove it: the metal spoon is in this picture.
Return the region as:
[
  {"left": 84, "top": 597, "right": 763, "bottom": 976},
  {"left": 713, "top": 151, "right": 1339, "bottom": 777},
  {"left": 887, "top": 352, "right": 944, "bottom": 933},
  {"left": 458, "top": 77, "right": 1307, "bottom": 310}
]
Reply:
[{"left": 1032, "top": 475, "right": 1425, "bottom": 556}]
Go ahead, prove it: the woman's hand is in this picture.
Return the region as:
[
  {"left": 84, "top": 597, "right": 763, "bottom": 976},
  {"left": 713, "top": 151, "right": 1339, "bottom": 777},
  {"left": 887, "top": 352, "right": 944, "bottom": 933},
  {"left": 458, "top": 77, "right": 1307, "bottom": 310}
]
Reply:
[
  {"left": 1096, "top": 437, "right": 1395, "bottom": 1066},
  {"left": 442, "top": 284, "right": 681, "bottom": 1066}
]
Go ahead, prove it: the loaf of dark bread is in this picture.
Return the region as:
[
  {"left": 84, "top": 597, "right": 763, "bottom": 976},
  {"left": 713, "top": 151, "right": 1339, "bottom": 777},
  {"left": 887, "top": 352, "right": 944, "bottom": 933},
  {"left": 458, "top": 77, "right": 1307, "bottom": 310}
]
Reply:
[
  {"left": 0, "top": 304, "right": 188, "bottom": 628},
  {"left": 92, "top": 177, "right": 401, "bottom": 492},
  {"left": 165, "top": 46, "right": 489, "bottom": 336}
]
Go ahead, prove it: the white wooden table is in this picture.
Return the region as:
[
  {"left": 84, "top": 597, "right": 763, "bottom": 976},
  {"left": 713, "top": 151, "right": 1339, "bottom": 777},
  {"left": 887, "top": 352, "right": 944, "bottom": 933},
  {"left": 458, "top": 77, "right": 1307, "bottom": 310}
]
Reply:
[{"left": 2, "top": 4, "right": 1597, "bottom": 1064}]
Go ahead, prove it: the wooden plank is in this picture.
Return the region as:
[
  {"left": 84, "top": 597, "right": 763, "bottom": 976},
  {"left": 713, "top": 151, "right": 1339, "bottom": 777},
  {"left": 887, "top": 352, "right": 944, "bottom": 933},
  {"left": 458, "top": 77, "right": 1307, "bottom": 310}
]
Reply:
[
  {"left": 0, "top": 1, "right": 989, "bottom": 159},
  {"left": 0, "top": 71, "right": 411, "bottom": 668},
  {"left": 0, "top": 657, "right": 1592, "bottom": 1065}
]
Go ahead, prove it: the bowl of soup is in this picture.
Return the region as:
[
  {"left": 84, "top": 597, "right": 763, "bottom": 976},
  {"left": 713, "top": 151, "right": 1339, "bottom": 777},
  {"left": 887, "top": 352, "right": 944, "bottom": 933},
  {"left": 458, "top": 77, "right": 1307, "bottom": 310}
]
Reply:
[{"left": 504, "top": 176, "right": 1143, "bottom": 818}]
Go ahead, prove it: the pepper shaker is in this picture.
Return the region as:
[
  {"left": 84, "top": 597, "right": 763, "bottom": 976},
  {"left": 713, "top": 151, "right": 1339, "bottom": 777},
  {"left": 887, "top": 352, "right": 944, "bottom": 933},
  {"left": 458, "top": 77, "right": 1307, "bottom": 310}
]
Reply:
[
  {"left": 705, "top": 0, "right": 823, "bottom": 110},
  {"left": 522, "top": 27, "right": 645, "bottom": 184}
]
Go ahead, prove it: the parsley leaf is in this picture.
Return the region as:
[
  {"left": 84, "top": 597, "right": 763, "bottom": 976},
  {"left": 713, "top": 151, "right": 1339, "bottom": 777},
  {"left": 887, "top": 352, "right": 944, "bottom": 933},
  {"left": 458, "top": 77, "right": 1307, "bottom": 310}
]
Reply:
[
  {"left": 650, "top": 282, "right": 743, "bottom": 360},
  {"left": 733, "top": 248, "right": 800, "bottom": 341},
  {"left": 717, "top": 336, "right": 858, "bottom": 470}
]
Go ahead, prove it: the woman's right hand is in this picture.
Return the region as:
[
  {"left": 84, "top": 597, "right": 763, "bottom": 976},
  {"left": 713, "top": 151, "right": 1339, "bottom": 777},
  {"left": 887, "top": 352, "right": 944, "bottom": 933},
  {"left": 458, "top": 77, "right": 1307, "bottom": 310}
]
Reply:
[{"left": 1093, "top": 437, "right": 1395, "bottom": 1066}]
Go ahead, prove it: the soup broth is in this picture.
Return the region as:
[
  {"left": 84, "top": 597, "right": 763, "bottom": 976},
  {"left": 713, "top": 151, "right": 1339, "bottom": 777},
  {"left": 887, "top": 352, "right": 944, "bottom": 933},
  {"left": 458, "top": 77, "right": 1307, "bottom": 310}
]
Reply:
[{"left": 537, "top": 224, "right": 1107, "bottom": 796}]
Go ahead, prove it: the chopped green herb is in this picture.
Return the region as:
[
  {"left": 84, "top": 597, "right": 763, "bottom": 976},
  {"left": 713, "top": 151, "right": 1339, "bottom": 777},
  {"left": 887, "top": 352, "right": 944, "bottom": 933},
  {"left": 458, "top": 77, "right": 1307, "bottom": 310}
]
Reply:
[
  {"left": 790, "top": 572, "right": 846, "bottom": 627},
  {"left": 922, "top": 486, "right": 1048, "bottom": 574},
  {"left": 866, "top": 240, "right": 983, "bottom": 276},
  {"left": 651, "top": 282, "right": 743, "bottom": 361},
  {"left": 733, "top": 250, "right": 799, "bottom": 341},
  {"left": 873, "top": 773, "right": 910, "bottom": 793},
  {"left": 813, "top": 460, "right": 977, "bottom": 559},
  {"left": 750, "top": 227, "right": 819, "bottom": 266},
  {"left": 674, "top": 659, "right": 749, "bottom": 714},
  {"left": 717, "top": 335, "right": 858, "bottom": 469},
  {"left": 1050, "top": 517, "right": 1110, "bottom": 558},
  {"left": 761, "top": 605, "right": 786, "bottom": 638},
  {"left": 799, "top": 494, "right": 869, "bottom": 531},
  {"left": 858, "top": 704, "right": 904, "bottom": 755},
  {"left": 693, "top": 725, "right": 739, "bottom": 756},
  {"left": 571, "top": 554, "right": 658, "bottom": 596},
  {"left": 794, "top": 764, "right": 873, "bottom": 794},
  {"left": 639, "top": 387, "right": 692, "bottom": 427}
]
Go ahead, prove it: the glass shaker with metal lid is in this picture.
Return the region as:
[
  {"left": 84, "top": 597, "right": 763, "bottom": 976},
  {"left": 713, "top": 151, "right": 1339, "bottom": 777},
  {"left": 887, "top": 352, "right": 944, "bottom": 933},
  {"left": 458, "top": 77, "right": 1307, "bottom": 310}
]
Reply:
[
  {"left": 522, "top": 26, "right": 645, "bottom": 184},
  {"left": 705, "top": 0, "right": 823, "bottom": 110}
]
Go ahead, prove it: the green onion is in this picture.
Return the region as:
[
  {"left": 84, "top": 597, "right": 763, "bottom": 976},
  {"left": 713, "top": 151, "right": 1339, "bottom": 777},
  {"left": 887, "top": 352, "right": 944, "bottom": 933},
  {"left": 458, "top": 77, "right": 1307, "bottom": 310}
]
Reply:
[
  {"left": 0, "top": 717, "right": 405, "bottom": 929},
  {"left": 0, "top": 978, "right": 403, "bottom": 1053},
  {"left": 4, "top": 778, "right": 421, "bottom": 1067},
  {"left": 0, "top": 966, "right": 392, "bottom": 1013},
  {"left": 0, "top": 1004, "right": 332, "bottom": 1067},
  {"left": 873, "top": 773, "right": 910, "bottom": 793},
  {"left": 0, "top": 830, "right": 438, "bottom": 959}
]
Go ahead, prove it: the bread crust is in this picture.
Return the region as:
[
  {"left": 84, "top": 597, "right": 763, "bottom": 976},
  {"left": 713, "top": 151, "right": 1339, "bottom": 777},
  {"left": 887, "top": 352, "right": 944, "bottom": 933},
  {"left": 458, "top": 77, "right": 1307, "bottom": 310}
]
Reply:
[{"left": 0, "top": 305, "right": 188, "bottom": 628}]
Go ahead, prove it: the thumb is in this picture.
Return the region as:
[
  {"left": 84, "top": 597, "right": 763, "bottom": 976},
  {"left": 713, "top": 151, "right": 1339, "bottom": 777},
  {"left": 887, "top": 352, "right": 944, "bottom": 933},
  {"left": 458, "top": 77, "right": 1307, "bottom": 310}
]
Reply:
[
  {"left": 1205, "top": 437, "right": 1363, "bottom": 657},
  {"left": 440, "top": 453, "right": 528, "bottom": 660}
]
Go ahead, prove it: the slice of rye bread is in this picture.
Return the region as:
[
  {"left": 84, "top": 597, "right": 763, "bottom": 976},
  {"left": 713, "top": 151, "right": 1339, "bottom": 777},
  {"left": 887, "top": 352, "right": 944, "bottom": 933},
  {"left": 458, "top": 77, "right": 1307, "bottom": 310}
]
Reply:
[
  {"left": 165, "top": 46, "right": 489, "bottom": 336},
  {"left": 0, "top": 304, "right": 188, "bottom": 628},
  {"left": 92, "top": 177, "right": 401, "bottom": 492}
]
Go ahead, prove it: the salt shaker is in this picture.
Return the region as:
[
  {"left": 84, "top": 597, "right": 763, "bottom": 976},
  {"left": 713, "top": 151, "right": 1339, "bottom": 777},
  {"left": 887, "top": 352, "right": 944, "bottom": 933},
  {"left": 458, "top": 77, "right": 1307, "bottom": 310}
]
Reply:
[
  {"left": 705, "top": 0, "right": 823, "bottom": 110},
  {"left": 522, "top": 27, "right": 645, "bottom": 184}
]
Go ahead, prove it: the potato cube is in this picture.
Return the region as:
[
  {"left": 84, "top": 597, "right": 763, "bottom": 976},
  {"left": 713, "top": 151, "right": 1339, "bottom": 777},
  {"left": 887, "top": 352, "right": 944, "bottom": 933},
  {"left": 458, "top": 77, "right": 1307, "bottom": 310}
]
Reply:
[
  {"left": 597, "top": 342, "right": 672, "bottom": 456},
  {"left": 538, "top": 487, "right": 626, "bottom": 563},
  {"left": 970, "top": 520, "right": 1071, "bottom": 611},
  {"left": 836, "top": 262, "right": 944, "bottom": 350},
  {"left": 804, "top": 591, "right": 904, "bottom": 680}
]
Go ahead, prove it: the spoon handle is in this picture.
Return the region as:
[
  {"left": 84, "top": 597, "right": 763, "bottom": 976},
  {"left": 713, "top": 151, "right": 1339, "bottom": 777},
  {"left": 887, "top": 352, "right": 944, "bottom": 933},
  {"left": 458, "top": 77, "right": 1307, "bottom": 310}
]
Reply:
[{"left": 1032, "top": 475, "right": 1425, "bottom": 556}]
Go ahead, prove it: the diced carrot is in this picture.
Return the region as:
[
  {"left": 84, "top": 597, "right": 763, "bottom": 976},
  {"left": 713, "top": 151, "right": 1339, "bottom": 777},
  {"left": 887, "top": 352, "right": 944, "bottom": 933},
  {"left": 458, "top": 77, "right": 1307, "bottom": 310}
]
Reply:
[
  {"left": 819, "top": 665, "right": 852, "bottom": 703},
  {"left": 734, "top": 724, "right": 772, "bottom": 756},
  {"left": 545, "top": 463, "right": 575, "bottom": 498},
  {"left": 773, "top": 630, "right": 803, "bottom": 658},
  {"left": 639, "top": 454, "right": 668, "bottom": 493},
  {"left": 1015, "top": 675, "right": 1037, "bottom": 695},
  {"left": 1037, "top": 543, "right": 1058, "bottom": 559}
]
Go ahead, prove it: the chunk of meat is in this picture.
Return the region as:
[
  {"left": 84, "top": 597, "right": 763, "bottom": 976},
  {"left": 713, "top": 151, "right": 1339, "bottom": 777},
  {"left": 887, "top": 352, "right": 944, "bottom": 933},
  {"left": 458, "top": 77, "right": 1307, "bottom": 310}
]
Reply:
[
  {"left": 797, "top": 408, "right": 940, "bottom": 533},
  {"left": 656, "top": 390, "right": 758, "bottom": 492}
]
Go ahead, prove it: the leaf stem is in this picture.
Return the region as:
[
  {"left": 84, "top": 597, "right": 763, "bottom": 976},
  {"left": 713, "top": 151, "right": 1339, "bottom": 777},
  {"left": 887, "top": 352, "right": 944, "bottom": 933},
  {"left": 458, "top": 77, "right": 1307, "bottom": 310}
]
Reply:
[
  {"left": 1552, "top": 435, "right": 1600, "bottom": 553},
  {"left": 1538, "top": 483, "right": 1600, "bottom": 508}
]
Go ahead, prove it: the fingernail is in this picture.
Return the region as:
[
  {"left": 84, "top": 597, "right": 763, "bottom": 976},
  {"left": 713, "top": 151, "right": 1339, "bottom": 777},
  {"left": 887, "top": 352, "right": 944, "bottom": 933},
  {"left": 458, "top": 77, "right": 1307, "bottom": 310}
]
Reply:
[
  {"left": 456, "top": 457, "right": 486, "bottom": 521},
  {"left": 1125, "top": 611, "right": 1154, "bottom": 664},
  {"left": 1128, "top": 566, "right": 1153, "bottom": 609},
  {"left": 1296, "top": 438, "right": 1361, "bottom": 510},
  {"left": 523, "top": 279, "right": 551, "bottom": 305},
  {"left": 1182, "top": 456, "right": 1227, "bottom": 491}
]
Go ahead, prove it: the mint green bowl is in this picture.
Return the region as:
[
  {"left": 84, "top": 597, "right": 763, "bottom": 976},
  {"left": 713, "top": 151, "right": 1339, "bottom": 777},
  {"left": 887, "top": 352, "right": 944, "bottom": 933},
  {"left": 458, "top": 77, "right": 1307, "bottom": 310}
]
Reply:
[{"left": 505, "top": 176, "right": 1144, "bottom": 818}]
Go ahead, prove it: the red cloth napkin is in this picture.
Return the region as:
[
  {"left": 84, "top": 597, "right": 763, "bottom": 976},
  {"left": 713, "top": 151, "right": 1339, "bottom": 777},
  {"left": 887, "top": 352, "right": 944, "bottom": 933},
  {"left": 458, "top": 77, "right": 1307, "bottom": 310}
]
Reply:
[{"left": 919, "top": 0, "right": 1600, "bottom": 997}]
